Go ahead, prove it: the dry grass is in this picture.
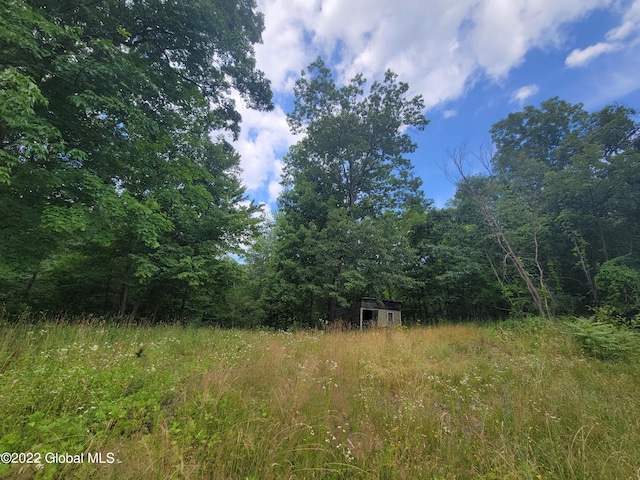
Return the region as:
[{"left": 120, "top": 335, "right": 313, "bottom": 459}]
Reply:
[{"left": 1, "top": 318, "right": 639, "bottom": 479}]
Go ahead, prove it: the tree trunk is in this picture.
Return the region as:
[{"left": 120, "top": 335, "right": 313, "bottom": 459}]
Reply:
[
  {"left": 130, "top": 296, "right": 141, "bottom": 320},
  {"left": 178, "top": 289, "right": 187, "bottom": 320},
  {"left": 450, "top": 145, "right": 550, "bottom": 320},
  {"left": 118, "top": 283, "right": 128, "bottom": 319},
  {"left": 117, "top": 255, "right": 133, "bottom": 319},
  {"left": 570, "top": 234, "right": 597, "bottom": 304},
  {"left": 328, "top": 296, "right": 337, "bottom": 324},
  {"left": 25, "top": 270, "right": 38, "bottom": 299},
  {"left": 531, "top": 211, "right": 552, "bottom": 318}
]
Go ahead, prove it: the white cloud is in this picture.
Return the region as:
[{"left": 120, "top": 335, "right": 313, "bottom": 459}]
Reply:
[
  {"left": 232, "top": 95, "right": 299, "bottom": 195},
  {"left": 565, "top": 41, "right": 621, "bottom": 67},
  {"left": 256, "top": 0, "right": 611, "bottom": 105},
  {"left": 465, "top": 0, "right": 611, "bottom": 79},
  {"left": 578, "top": 44, "right": 640, "bottom": 108},
  {"left": 254, "top": 0, "right": 324, "bottom": 92},
  {"left": 606, "top": 0, "right": 640, "bottom": 41},
  {"left": 511, "top": 84, "right": 540, "bottom": 104},
  {"left": 267, "top": 159, "right": 285, "bottom": 204},
  {"left": 565, "top": 0, "right": 640, "bottom": 67},
  {"left": 443, "top": 109, "right": 458, "bottom": 119}
]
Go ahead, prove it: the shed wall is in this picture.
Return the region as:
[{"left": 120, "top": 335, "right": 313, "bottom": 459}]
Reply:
[{"left": 376, "top": 308, "right": 401, "bottom": 327}]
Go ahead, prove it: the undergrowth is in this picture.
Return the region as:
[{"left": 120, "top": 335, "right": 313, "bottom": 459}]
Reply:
[{"left": 563, "top": 307, "right": 640, "bottom": 360}]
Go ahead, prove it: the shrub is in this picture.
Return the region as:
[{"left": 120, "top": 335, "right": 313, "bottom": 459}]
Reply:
[
  {"left": 591, "top": 305, "right": 640, "bottom": 330},
  {"left": 595, "top": 259, "right": 640, "bottom": 318}
]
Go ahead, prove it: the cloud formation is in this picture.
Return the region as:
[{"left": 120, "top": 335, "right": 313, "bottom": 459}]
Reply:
[
  {"left": 565, "top": 42, "right": 620, "bottom": 67},
  {"left": 606, "top": 0, "right": 640, "bottom": 41},
  {"left": 232, "top": 96, "right": 298, "bottom": 200},
  {"left": 256, "top": 0, "right": 610, "bottom": 102},
  {"left": 565, "top": 0, "right": 640, "bottom": 67}
]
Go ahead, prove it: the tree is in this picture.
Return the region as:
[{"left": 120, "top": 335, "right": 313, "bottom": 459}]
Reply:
[
  {"left": 0, "top": 0, "right": 272, "bottom": 319},
  {"left": 266, "top": 58, "right": 428, "bottom": 326},
  {"left": 449, "top": 144, "right": 553, "bottom": 319},
  {"left": 400, "top": 196, "right": 506, "bottom": 323},
  {"left": 452, "top": 98, "right": 640, "bottom": 318},
  {"left": 502, "top": 100, "right": 639, "bottom": 314}
]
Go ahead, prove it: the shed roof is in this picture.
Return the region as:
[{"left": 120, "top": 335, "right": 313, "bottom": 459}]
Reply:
[{"left": 359, "top": 297, "right": 401, "bottom": 311}]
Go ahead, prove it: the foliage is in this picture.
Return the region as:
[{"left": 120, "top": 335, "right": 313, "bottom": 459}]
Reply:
[
  {"left": 449, "top": 97, "right": 640, "bottom": 320},
  {"left": 2, "top": 0, "right": 640, "bottom": 325},
  {"left": 0, "top": 0, "right": 271, "bottom": 321},
  {"left": 595, "top": 259, "right": 640, "bottom": 318},
  {"left": 564, "top": 316, "right": 640, "bottom": 360},
  {"left": 243, "top": 92, "right": 640, "bottom": 325},
  {"left": 401, "top": 206, "right": 505, "bottom": 322}
]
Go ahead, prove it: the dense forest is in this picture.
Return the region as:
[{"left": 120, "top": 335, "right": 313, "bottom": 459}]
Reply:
[{"left": 2, "top": 0, "right": 639, "bottom": 327}]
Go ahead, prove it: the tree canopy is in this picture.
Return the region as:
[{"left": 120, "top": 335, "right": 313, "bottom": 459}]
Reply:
[
  {"left": 249, "top": 94, "right": 639, "bottom": 327},
  {"left": 1, "top": 0, "right": 272, "bottom": 321}
]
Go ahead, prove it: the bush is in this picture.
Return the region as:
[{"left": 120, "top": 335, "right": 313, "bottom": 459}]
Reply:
[
  {"left": 595, "top": 259, "right": 640, "bottom": 318},
  {"left": 591, "top": 305, "right": 640, "bottom": 330}
]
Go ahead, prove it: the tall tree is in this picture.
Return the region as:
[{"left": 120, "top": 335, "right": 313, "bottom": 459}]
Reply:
[
  {"left": 267, "top": 58, "right": 428, "bottom": 326},
  {"left": 450, "top": 145, "right": 553, "bottom": 318}
]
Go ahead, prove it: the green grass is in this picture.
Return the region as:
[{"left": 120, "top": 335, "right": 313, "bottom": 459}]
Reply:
[{"left": 1, "top": 317, "right": 639, "bottom": 479}]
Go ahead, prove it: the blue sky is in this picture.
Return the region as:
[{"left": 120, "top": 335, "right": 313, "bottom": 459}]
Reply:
[{"left": 232, "top": 0, "right": 640, "bottom": 212}]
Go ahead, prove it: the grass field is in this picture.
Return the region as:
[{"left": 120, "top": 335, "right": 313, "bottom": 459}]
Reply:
[{"left": 1, "top": 317, "right": 639, "bottom": 479}]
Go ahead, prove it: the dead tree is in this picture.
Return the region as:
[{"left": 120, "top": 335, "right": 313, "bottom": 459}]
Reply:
[{"left": 447, "top": 143, "right": 551, "bottom": 320}]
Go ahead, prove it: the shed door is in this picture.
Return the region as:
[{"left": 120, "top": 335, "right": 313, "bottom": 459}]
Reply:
[{"left": 361, "top": 309, "right": 377, "bottom": 328}]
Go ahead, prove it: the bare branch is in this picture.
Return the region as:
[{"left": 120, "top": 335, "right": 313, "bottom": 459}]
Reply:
[{"left": 448, "top": 143, "right": 551, "bottom": 319}]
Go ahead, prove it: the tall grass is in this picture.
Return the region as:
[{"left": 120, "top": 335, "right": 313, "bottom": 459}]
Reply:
[{"left": 1, "top": 316, "right": 639, "bottom": 479}]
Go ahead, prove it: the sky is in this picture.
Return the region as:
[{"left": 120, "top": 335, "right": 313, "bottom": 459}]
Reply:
[{"left": 231, "top": 0, "right": 640, "bottom": 211}]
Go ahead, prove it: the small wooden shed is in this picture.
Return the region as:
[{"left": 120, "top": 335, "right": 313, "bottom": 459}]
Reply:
[{"left": 337, "top": 297, "right": 402, "bottom": 329}]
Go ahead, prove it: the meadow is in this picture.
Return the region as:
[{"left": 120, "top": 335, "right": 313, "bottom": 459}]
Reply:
[{"left": 1, "top": 316, "right": 639, "bottom": 479}]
